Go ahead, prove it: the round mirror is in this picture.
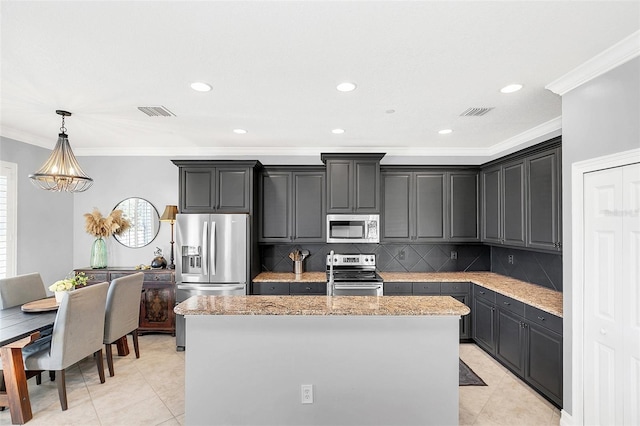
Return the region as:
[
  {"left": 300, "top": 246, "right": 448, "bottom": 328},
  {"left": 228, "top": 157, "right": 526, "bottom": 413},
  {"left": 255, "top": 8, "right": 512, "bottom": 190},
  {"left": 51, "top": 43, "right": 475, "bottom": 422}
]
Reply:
[{"left": 112, "top": 198, "right": 160, "bottom": 248}]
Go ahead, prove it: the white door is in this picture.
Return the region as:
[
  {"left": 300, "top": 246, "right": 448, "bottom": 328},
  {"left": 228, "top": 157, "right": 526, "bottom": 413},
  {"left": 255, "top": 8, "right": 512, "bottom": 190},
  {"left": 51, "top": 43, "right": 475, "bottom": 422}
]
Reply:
[{"left": 583, "top": 163, "right": 640, "bottom": 425}]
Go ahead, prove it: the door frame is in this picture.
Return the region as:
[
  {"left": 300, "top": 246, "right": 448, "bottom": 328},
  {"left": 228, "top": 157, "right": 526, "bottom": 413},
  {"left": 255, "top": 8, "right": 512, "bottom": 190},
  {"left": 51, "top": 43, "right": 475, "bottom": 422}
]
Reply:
[{"left": 569, "top": 147, "right": 640, "bottom": 425}]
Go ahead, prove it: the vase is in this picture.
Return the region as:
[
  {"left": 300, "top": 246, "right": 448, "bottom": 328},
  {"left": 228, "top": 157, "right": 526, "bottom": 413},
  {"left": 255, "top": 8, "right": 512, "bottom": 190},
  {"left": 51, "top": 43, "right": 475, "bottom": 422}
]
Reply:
[
  {"left": 90, "top": 237, "right": 108, "bottom": 269},
  {"left": 54, "top": 286, "right": 75, "bottom": 303}
]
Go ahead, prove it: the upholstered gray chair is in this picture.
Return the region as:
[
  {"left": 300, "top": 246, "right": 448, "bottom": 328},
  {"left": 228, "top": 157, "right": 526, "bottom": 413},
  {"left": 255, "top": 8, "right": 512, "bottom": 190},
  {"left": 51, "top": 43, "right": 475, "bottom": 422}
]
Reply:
[
  {"left": 22, "top": 282, "right": 109, "bottom": 411},
  {"left": 0, "top": 272, "right": 47, "bottom": 310},
  {"left": 103, "top": 272, "right": 144, "bottom": 377}
]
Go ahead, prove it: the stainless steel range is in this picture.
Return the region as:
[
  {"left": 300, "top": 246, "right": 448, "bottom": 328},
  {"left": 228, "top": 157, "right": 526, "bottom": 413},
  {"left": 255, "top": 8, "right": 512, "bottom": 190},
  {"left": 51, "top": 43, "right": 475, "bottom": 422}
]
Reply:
[{"left": 326, "top": 252, "right": 384, "bottom": 296}]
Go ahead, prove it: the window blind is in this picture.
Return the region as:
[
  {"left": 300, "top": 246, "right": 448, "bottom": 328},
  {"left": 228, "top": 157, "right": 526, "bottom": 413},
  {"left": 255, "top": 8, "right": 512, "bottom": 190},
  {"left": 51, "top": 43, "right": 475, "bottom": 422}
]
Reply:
[{"left": 0, "top": 161, "right": 17, "bottom": 278}]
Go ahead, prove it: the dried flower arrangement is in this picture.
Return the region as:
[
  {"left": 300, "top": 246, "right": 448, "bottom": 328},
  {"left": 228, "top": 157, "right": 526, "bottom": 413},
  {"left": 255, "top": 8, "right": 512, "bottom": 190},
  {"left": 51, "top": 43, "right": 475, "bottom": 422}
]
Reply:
[{"left": 84, "top": 208, "right": 131, "bottom": 238}]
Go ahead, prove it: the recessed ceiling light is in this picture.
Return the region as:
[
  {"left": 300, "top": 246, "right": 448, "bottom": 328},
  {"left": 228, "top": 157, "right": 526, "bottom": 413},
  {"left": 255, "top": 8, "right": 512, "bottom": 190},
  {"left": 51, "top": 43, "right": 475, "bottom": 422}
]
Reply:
[
  {"left": 191, "top": 81, "right": 212, "bottom": 92},
  {"left": 386, "top": 109, "right": 396, "bottom": 114},
  {"left": 233, "top": 129, "right": 247, "bottom": 134},
  {"left": 500, "top": 83, "right": 523, "bottom": 94},
  {"left": 336, "top": 82, "right": 357, "bottom": 92},
  {"left": 332, "top": 128, "right": 345, "bottom": 134},
  {"left": 438, "top": 129, "right": 453, "bottom": 135}
]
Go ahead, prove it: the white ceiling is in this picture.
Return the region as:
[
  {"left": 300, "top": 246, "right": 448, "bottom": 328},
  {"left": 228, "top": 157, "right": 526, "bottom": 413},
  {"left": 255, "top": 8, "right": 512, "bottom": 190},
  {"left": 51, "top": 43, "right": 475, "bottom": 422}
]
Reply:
[{"left": 1, "top": 1, "right": 638, "bottom": 164}]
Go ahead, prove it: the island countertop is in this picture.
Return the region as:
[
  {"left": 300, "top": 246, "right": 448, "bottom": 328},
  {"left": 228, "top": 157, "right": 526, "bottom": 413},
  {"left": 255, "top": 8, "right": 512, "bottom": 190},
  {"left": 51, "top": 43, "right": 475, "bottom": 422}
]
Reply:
[
  {"left": 253, "top": 271, "right": 562, "bottom": 317},
  {"left": 174, "top": 295, "right": 470, "bottom": 317}
]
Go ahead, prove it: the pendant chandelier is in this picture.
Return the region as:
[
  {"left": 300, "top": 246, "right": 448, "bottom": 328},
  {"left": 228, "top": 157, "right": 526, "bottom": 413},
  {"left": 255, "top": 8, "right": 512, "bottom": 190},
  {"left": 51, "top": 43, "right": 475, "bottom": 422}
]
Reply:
[{"left": 29, "top": 110, "right": 93, "bottom": 192}]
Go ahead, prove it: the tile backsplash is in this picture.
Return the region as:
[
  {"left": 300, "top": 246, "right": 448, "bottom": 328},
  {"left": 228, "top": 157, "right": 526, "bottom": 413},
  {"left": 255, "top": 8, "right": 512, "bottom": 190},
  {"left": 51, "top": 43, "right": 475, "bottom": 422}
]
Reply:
[{"left": 260, "top": 243, "right": 562, "bottom": 292}]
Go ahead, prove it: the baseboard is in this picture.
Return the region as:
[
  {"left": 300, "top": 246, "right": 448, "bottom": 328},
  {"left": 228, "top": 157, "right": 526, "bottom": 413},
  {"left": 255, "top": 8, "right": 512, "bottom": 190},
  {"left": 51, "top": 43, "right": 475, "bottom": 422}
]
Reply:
[{"left": 560, "top": 409, "right": 573, "bottom": 426}]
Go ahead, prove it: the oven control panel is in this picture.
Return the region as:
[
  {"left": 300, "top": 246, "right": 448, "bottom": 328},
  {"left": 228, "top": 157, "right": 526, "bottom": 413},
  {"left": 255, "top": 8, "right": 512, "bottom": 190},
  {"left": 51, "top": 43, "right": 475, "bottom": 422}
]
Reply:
[{"left": 326, "top": 253, "right": 376, "bottom": 267}]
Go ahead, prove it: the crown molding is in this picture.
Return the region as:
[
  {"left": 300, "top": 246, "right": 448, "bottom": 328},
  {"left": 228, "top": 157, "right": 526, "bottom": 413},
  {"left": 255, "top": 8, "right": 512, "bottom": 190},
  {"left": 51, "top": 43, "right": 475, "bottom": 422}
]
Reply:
[
  {"left": 546, "top": 30, "right": 640, "bottom": 96},
  {"left": 487, "top": 116, "right": 562, "bottom": 158}
]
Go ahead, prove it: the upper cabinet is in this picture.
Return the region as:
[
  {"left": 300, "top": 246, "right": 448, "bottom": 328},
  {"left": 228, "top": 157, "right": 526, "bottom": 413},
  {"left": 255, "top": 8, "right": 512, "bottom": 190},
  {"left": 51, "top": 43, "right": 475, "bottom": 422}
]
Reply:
[
  {"left": 381, "top": 168, "right": 479, "bottom": 242},
  {"left": 172, "top": 160, "right": 261, "bottom": 214},
  {"left": 480, "top": 139, "right": 561, "bottom": 252},
  {"left": 259, "top": 168, "right": 326, "bottom": 243},
  {"left": 526, "top": 147, "right": 562, "bottom": 251},
  {"left": 322, "top": 153, "right": 384, "bottom": 213}
]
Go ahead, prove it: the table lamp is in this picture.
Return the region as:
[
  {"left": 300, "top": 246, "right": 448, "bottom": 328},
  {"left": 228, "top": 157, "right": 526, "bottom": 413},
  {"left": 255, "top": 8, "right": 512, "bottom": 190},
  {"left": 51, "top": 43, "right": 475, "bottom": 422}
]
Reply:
[{"left": 160, "top": 205, "right": 178, "bottom": 269}]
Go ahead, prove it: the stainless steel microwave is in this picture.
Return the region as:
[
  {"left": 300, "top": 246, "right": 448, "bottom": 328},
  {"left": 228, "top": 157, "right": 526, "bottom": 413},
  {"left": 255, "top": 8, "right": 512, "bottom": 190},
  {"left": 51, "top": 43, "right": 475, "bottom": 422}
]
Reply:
[{"left": 326, "top": 214, "right": 380, "bottom": 244}]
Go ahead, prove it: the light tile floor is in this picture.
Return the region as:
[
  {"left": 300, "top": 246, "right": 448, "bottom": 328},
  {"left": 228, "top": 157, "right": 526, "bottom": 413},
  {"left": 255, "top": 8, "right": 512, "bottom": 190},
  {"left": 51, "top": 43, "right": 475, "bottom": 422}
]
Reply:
[{"left": 1, "top": 336, "right": 560, "bottom": 425}]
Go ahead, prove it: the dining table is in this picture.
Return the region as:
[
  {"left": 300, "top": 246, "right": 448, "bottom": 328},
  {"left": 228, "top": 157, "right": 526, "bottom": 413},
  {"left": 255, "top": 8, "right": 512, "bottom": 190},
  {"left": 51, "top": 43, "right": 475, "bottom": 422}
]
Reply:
[{"left": 0, "top": 303, "right": 57, "bottom": 424}]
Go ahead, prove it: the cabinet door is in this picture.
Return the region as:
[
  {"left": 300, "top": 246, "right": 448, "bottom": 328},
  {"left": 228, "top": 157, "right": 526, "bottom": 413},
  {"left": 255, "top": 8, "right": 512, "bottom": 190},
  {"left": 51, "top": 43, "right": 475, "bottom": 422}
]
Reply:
[
  {"left": 450, "top": 294, "right": 471, "bottom": 340},
  {"left": 481, "top": 166, "right": 502, "bottom": 243},
  {"left": 180, "top": 168, "right": 216, "bottom": 212},
  {"left": 503, "top": 161, "right": 526, "bottom": 246},
  {"left": 139, "top": 283, "right": 175, "bottom": 334},
  {"left": 415, "top": 173, "right": 446, "bottom": 240},
  {"left": 354, "top": 160, "right": 379, "bottom": 212},
  {"left": 526, "top": 149, "right": 560, "bottom": 250},
  {"left": 260, "top": 172, "right": 291, "bottom": 242},
  {"left": 381, "top": 172, "right": 412, "bottom": 241},
  {"left": 326, "top": 159, "right": 352, "bottom": 212},
  {"left": 496, "top": 309, "right": 525, "bottom": 376},
  {"left": 449, "top": 172, "right": 479, "bottom": 240},
  {"left": 217, "top": 168, "right": 250, "bottom": 212},
  {"left": 525, "top": 323, "right": 563, "bottom": 406},
  {"left": 473, "top": 296, "right": 496, "bottom": 354},
  {"left": 293, "top": 172, "right": 325, "bottom": 242}
]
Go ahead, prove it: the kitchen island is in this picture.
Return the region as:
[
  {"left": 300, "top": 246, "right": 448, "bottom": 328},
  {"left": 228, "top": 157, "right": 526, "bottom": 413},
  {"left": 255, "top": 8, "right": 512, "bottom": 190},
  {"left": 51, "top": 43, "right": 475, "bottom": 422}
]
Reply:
[{"left": 175, "top": 295, "right": 469, "bottom": 426}]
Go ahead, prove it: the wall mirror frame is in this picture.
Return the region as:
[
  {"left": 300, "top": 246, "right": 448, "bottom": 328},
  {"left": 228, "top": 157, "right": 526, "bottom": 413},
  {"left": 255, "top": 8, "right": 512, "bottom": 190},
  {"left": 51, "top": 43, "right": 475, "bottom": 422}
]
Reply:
[{"left": 113, "top": 197, "right": 160, "bottom": 248}]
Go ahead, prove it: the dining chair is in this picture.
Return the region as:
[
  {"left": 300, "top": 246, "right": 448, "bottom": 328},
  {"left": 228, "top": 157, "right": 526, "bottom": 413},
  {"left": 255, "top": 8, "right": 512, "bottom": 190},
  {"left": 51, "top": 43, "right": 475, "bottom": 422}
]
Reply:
[
  {"left": 0, "top": 273, "right": 47, "bottom": 310},
  {"left": 22, "top": 282, "right": 109, "bottom": 411},
  {"left": 103, "top": 272, "right": 144, "bottom": 376}
]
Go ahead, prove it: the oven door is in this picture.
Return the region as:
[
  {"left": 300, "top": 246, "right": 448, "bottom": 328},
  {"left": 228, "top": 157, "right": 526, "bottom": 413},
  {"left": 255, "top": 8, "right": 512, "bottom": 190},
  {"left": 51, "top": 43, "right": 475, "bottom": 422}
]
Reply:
[{"left": 333, "top": 283, "right": 383, "bottom": 296}]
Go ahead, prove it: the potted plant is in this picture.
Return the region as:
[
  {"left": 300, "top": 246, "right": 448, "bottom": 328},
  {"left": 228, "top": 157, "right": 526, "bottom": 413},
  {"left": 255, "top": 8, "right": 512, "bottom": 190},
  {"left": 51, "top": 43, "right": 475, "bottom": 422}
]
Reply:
[{"left": 49, "top": 272, "right": 89, "bottom": 302}]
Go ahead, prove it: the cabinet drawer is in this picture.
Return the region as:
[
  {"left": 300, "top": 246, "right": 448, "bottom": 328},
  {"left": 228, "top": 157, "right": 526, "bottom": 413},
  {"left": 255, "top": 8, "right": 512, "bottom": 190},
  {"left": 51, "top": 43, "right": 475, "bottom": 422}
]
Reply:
[
  {"left": 474, "top": 285, "right": 496, "bottom": 303},
  {"left": 412, "top": 282, "right": 441, "bottom": 295},
  {"left": 497, "top": 293, "right": 525, "bottom": 316},
  {"left": 144, "top": 272, "right": 173, "bottom": 283},
  {"left": 253, "top": 282, "right": 289, "bottom": 295},
  {"left": 290, "top": 282, "right": 325, "bottom": 295},
  {"left": 82, "top": 272, "right": 109, "bottom": 283},
  {"left": 110, "top": 272, "right": 136, "bottom": 280},
  {"left": 525, "top": 305, "right": 562, "bottom": 335},
  {"left": 441, "top": 282, "right": 470, "bottom": 294},
  {"left": 383, "top": 282, "right": 412, "bottom": 295}
]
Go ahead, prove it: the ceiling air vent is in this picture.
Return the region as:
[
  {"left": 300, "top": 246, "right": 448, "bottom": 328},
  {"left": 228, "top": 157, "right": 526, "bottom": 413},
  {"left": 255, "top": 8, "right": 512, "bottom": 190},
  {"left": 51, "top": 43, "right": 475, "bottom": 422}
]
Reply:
[
  {"left": 137, "top": 106, "right": 176, "bottom": 117},
  {"left": 459, "top": 107, "right": 494, "bottom": 117}
]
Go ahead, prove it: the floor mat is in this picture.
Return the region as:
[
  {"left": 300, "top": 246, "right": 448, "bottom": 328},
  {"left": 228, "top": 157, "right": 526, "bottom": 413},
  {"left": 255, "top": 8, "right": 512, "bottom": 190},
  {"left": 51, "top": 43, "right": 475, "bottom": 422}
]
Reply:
[{"left": 459, "top": 359, "right": 487, "bottom": 386}]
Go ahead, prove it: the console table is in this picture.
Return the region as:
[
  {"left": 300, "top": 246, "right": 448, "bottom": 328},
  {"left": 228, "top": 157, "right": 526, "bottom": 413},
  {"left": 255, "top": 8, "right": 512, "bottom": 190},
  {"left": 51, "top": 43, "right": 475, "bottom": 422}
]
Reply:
[{"left": 74, "top": 268, "right": 175, "bottom": 335}]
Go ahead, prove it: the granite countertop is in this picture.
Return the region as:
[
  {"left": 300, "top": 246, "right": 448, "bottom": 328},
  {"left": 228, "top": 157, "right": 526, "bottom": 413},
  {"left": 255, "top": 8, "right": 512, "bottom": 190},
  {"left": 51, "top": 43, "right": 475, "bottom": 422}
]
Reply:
[
  {"left": 174, "top": 295, "right": 470, "bottom": 317},
  {"left": 253, "top": 271, "right": 563, "bottom": 318}
]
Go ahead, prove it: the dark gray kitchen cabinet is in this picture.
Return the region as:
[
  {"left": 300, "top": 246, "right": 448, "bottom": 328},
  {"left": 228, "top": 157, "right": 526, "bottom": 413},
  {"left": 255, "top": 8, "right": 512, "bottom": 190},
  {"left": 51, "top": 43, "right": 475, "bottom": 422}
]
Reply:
[
  {"left": 173, "top": 160, "right": 260, "bottom": 214},
  {"left": 524, "top": 321, "right": 563, "bottom": 406},
  {"left": 322, "top": 153, "right": 384, "bottom": 213},
  {"left": 289, "top": 282, "right": 326, "bottom": 295},
  {"left": 441, "top": 282, "right": 471, "bottom": 340},
  {"left": 502, "top": 160, "right": 526, "bottom": 246},
  {"left": 472, "top": 285, "right": 497, "bottom": 353},
  {"left": 481, "top": 166, "right": 502, "bottom": 244},
  {"left": 449, "top": 171, "right": 480, "bottom": 241},
  {"left": 383, "top": 282, "right": 413, "bottom": 295},
  {"left": 482, "top": 161, "right": 526, "bottom": 246},
  {"left": 496, "top": 307, "right": 526, "bottom": 376},
  {"left": 252, "top": 282, "right": 289, "bottom": 295},
  {"left": 526, "top": 147, "right": 561, "bottom": 250},
  {"left": 259, "top": 168, "right": 325, "bottom": 243},
  {"left": 381, "top": 171, "right": 446, "bottom": 241}
]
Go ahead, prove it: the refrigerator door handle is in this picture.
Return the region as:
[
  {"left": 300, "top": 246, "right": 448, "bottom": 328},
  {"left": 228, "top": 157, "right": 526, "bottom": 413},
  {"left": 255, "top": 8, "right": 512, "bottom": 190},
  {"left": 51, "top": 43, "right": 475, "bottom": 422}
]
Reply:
[
  {"left": 210, "top": 220, "right": 216, "bottom": 276},
  {"left": 202, "top": 221, "right": 208, "bottom": 276}
]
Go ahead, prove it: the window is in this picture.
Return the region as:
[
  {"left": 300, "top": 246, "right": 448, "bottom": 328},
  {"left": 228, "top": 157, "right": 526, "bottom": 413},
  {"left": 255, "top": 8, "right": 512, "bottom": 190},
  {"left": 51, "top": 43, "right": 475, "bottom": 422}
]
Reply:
[{"left": 0, "top": 161, "right": 17, "bottom": 278}]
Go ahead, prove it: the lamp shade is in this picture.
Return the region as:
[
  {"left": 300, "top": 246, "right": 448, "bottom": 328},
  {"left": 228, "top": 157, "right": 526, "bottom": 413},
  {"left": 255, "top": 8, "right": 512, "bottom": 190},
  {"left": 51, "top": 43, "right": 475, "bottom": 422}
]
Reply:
[{"left": 160, "top": 205, "right": 178, "bottom": 222}]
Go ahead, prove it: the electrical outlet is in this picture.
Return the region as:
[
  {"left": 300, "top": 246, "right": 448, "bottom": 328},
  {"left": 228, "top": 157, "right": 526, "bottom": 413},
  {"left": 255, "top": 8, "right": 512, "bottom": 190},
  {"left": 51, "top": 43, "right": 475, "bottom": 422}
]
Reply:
[
  {"left": 398, "top": 250, "right": 405, "bottom": 260},
  {"left": 508, "top": 255, "right": 514, "bottom": 264},
  {"left": 450, "top": 251, "right": 458, "bottom": 260},
  {"left": 301, "top": 384, "right": 313, "bottom": 404}
]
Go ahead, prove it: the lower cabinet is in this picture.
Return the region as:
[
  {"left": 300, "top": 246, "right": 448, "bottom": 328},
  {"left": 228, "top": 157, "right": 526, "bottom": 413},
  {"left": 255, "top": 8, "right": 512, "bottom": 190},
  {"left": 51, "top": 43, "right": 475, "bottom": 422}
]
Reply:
[
  {"left": 385, "top": 281, "right": 471, "bottom": 341},
  {"left": 252, "top": 281, "right": 325, "bottom": 295},
  {"left": 472, "top": 285, "right": 563, "bottom": 407},
  {"left": 75, "top": 268, "right": 175, "bottom": 335}
]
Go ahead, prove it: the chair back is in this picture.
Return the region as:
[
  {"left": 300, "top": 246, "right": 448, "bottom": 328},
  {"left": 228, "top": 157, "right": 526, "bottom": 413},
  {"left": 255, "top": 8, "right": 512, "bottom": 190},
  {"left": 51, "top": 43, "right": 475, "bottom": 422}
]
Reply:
[
  {"left": 49, "top": 282, "right": 109, "bottom": 370},
  {"left": 104, "top": 272, "right": 144, "bottom": 344},
  {"left": 0, "top": 272, "right": 47, "bottom": 309}
]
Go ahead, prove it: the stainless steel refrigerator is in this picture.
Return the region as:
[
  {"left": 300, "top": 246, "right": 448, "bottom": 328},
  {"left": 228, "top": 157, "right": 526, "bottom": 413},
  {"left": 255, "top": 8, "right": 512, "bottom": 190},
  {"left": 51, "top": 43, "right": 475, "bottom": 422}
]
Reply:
[{"left": 175, "top": 213, "right": 249, "bottom": 350}]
